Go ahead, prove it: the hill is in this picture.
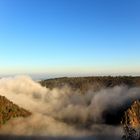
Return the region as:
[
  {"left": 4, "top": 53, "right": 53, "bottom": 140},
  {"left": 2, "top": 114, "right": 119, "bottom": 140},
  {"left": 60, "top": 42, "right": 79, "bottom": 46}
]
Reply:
[
  {"left": 40, "top": 76, "right": 140, "bottom": 92},
  {"left": 0, "top": 95, "right": 31, "bottom": 126},
  {"left": 40, "top": 76, "right": 140, "bottom": 126}
]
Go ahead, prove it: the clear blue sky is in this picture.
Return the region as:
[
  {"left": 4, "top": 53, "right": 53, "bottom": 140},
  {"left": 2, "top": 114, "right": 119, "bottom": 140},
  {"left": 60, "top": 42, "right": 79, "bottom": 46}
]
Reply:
[{"left": 0, "top": 0, "right": 140, "bottom": 78}]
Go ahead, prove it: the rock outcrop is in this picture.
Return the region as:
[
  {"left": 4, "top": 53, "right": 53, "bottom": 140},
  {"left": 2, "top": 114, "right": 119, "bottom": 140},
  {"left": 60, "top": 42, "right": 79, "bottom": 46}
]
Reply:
[
  {"left": 121, "top": 101, "right": 140, "bottom": 139},
  {"left": 122, "top": 100, "right": 140, "bottom": 128}
]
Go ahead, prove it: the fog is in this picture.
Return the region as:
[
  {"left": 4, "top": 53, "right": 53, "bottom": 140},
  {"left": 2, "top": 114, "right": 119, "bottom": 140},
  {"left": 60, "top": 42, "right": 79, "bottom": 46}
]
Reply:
[{"left": 0, "top": 75, "right": 140, "bottom": 139}]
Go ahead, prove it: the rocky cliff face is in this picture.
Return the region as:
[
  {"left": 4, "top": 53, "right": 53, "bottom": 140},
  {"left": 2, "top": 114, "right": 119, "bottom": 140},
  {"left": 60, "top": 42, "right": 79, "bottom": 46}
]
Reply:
[
  {"left": 0, "top": 95, "right": 31, "bottom": 126},
  {"left": 121, "top": 101, "right": 140, "bottom": 139},
  {"left": 122, "top": 100, "right": 140, "bottom": 128}
]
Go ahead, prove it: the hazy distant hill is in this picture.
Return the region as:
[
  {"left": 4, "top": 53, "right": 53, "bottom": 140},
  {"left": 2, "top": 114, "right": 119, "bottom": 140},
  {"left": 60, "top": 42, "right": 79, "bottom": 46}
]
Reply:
[
  {"left": 0, "top": 95, "right": 31, "bottom": 126},
  {"left": 40, "top": 76, "right": 140, "bottom": 127},
  {"left": 40, "top": 76, "right": 140, "bottom": 92}
]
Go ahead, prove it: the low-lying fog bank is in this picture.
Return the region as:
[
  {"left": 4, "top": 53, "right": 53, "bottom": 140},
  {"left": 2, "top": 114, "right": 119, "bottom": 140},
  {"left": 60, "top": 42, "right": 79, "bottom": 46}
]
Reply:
[{"left": 0, "top": 75, "right": 140, "bottom": 139}]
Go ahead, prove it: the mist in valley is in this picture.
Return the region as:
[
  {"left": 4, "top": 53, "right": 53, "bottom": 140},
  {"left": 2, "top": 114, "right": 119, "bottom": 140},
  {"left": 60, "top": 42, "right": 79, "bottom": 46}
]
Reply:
[{"left": 0, "top": 76, "right": 140, "bottom": 139}]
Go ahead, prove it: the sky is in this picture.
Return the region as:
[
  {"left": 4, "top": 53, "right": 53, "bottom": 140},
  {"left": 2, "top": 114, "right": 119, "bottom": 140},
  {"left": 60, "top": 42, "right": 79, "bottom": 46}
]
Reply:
[{"left": 0, "top": 0, "right": 140, "bottom": 78}]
